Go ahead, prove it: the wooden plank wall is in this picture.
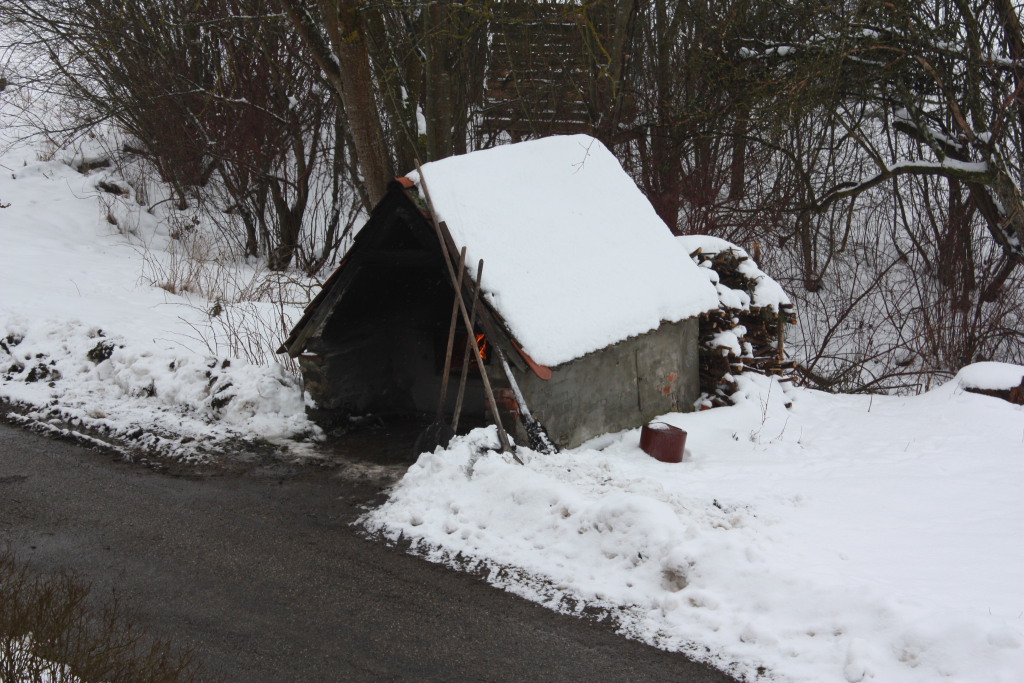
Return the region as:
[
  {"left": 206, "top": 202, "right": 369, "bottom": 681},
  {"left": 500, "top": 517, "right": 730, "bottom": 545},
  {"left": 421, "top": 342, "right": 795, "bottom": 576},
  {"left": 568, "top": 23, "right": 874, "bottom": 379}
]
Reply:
[{"left": 483, "top": 0, "right": 610, "bottom": 137}]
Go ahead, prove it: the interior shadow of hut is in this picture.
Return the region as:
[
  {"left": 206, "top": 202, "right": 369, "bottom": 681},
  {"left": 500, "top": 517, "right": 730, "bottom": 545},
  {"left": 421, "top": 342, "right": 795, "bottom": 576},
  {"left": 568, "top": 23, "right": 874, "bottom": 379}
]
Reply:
[
  {"left": 280, "top": 181, "right": 491, "bottom": 463},
  {"left": 309, "top": 279, "right": 492, "bottom": 464}
]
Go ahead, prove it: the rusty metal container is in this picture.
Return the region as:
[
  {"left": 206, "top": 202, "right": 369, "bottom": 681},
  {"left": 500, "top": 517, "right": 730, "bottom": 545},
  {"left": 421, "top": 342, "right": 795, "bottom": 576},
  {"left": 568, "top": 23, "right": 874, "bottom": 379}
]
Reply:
[{"left": 639, "top": 422, "right": 687, "bottom": 463}]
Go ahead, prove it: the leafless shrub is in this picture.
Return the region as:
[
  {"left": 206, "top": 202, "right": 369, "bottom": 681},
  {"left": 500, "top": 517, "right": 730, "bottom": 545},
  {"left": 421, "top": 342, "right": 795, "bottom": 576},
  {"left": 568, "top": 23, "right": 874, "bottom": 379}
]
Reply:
[
  {"left": 1, "top": 0, "right": 356, "bottom": 272},
  {"left": 136, "top": 218, "right": 214, "bottom": 298},
  {"left": 165, "top": 270, "right": 316, "bottom": 375},
  {"left": 781, "top": 184, "right": 1024, "bottom": 396},
  {"left": 0, "top": 549, "right": 200, "bottom": 683},
  {"left": 909, "top": 269, "right": 1024, "bottom": 386},
  {"left": 135, "top": 214, "right": 283, "bottom": 304},
  {"left": 185, "top": 301, "right": 301, "bottom": 375}
]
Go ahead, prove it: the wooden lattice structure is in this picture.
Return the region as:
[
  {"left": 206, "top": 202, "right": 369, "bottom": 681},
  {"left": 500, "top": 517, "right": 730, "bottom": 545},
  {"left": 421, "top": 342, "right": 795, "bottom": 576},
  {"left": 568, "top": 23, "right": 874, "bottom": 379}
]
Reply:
[{"left": 482, "top": 0, "right": 619, "bottom": 138}]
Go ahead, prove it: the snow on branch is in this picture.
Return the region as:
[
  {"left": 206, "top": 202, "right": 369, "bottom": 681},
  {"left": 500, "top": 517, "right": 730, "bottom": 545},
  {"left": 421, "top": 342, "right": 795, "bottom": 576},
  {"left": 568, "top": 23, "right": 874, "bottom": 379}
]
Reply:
[{"left": 811, "top": 158, "right": 992, "bottom": 211}]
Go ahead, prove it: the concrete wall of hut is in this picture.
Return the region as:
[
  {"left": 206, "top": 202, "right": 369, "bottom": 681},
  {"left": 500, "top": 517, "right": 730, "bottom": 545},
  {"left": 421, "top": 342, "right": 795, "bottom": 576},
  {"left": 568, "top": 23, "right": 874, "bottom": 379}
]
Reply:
[{"left": 491, "top": 317, "right": 700, "bottom": 450}]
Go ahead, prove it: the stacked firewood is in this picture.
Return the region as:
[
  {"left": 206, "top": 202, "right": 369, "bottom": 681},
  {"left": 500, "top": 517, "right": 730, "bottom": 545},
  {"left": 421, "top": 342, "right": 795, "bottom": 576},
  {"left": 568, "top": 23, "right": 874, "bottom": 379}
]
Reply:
[{"left": 688, "top": 245, "right": 797, "bottom": 408}]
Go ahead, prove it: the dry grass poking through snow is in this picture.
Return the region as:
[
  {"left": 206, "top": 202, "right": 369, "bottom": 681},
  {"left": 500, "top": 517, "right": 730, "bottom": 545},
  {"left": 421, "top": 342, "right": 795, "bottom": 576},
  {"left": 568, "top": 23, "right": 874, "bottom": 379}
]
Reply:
[{"left": 0, "top": 550, "right": 202, "bottom": 683}]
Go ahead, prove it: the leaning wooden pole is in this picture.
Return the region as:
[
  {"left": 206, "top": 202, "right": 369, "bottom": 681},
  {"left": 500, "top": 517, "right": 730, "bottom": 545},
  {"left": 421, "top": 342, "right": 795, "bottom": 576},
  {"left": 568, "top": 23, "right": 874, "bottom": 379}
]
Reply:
[
  {"left": 437, "top": 246, "right": 468, "bottom": 414},
  {"left": 452, "top": 259, "right": 484, "bottom": 433},
  {"left": 415, "top": 161, "right": 514, "bottom": 457}
]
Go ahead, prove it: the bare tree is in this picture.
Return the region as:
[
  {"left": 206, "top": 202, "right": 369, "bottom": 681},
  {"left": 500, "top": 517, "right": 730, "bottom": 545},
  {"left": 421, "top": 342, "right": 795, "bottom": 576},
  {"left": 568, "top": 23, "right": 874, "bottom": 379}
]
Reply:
[
  {"left": 742, "top": 0, "right": 1023, "bottom": 279},
  {"left": 2, "top": 0, "right": 355, "bottom": 272}
]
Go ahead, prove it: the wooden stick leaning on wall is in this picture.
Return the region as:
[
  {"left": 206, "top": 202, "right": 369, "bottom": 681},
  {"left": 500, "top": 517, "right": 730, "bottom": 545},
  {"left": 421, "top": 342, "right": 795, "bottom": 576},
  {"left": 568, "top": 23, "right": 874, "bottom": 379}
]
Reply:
[
  {"left": 415, "top": 161, "right": 515, "bottom": 457},
  {"left": 452, "top": 259, "right": 484, "bottom": 433},
  {"left": 439, "top": 247, "right": 467, "bottom": 411},
  {"left": 458, "top": 259, "right": 558, "bottom": 455},
  {"left": 413, "top": 246, "right": 467, "bottom": 454}
]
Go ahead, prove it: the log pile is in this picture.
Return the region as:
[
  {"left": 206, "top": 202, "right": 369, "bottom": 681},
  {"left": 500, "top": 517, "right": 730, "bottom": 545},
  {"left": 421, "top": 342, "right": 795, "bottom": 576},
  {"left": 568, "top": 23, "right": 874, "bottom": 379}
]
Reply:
[
  {"left": 689, "top": 246, "right": 797, "bottom": 408},
  {"left": 964, "top": 378, "right": 1024, "bottom": 405}
]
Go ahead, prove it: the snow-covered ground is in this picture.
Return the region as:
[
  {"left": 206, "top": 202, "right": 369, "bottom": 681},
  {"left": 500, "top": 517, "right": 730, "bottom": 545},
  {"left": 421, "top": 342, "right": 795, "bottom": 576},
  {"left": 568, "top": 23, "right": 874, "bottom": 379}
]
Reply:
[
  {"left": 364, "top": 371, "right": 1024, "bottom": 682},
  {"left": 1, "top": 102, "right": 319, "bottom": 460},
  {"left": 3, "top": 92, "right": 1022, "bottom": 682}
]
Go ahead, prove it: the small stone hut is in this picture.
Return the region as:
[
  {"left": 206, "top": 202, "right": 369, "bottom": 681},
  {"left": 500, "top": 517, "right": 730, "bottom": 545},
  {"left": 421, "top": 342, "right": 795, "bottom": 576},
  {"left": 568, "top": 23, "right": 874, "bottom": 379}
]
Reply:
[{"left": 279, "top": 135, "right": 718, "bottom": 449}]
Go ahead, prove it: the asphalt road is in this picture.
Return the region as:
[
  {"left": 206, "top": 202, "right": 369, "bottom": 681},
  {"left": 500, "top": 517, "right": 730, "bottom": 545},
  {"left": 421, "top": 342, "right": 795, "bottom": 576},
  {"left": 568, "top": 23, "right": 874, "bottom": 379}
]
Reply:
[{"left": 0, "top": 422, "right": 736, "bottom": 682}]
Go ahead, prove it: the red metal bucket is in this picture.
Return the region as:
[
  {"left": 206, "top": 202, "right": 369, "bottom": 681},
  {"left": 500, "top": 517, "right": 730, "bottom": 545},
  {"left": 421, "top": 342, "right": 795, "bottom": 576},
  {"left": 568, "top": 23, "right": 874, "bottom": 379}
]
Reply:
[{"left": 640, "top": 422, "right": 687, "bottom": 463}]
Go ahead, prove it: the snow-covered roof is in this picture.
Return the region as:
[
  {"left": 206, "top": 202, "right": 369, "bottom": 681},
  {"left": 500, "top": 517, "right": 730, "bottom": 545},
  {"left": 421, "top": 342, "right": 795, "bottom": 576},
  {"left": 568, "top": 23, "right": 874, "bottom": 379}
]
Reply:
[{"left": 410, "top": 135, "right": 718, "bottom": 367}]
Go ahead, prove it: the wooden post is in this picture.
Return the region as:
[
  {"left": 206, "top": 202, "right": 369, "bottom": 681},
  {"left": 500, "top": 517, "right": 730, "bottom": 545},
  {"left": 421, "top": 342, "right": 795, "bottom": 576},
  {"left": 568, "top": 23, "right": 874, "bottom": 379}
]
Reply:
[
  {"left": 416, "top": 161, "right": 515, "bottom": 457},
  {"left": 452, "top": 259, "right": 484, "bottom": 432},
  {"left": 436, "top": 247, "right": 467, "bottom": 415}
]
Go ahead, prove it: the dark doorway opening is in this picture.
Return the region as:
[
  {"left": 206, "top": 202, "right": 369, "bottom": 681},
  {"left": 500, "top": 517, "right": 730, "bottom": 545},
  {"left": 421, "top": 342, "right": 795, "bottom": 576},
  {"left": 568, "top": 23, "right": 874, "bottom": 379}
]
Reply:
[{"left": 311, "top": 259, "right": 489, "bottom": 457}]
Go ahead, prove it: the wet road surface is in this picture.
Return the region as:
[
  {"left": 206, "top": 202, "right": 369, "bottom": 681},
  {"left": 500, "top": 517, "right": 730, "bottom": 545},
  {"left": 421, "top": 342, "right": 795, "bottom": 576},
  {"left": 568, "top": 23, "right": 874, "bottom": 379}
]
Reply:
[{"left": 0, "top": 422, "right": 735, "bottom": 682}]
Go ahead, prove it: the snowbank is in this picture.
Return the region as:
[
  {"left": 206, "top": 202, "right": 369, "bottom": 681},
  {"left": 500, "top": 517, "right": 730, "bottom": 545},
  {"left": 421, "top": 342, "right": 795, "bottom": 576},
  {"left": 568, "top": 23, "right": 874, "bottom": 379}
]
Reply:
[
  {"left": 363, "top": 374, "right": 1024, "bottom": 682},
  {"left": 411, "top": 135, "right": 718, "bottom": 367},
  {"left": 1, "top": 318, "right": 311, "bottom": 459},
  {"left": 955, "top": 362, "right": 1024, "bottom": 391}
]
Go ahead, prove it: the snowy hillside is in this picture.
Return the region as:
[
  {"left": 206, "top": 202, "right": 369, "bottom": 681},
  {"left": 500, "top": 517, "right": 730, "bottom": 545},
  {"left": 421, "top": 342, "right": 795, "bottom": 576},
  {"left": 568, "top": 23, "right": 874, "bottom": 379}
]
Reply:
[{"left": 1, "top": 109, "right": 320, "bottom": 460}]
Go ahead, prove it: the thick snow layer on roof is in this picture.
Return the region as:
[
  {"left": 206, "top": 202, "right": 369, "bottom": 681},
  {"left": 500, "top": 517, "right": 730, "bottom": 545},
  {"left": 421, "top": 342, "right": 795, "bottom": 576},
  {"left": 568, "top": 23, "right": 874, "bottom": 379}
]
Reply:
[{"left": 410, "top": 135, "right": 718, "bottom": 367}]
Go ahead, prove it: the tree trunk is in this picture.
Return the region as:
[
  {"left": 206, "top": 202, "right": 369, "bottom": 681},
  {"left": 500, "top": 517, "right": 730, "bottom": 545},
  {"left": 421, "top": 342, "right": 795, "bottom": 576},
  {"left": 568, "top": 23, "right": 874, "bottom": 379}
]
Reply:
[
  {"left": 319, "top": 0, "right": 392, "bottom": 206},
  {"left": 277, "top": 0, "right": 391, "bottom": 207},
  {"left": 425, "top": 3, "right": 455, "bottom": 161}
]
